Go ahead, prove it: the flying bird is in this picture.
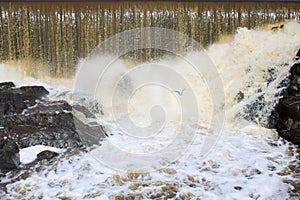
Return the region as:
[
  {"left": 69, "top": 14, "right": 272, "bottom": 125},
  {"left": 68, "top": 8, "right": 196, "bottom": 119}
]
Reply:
[{"left": 174, "top": 88, "right": 185, "bottom": 96}]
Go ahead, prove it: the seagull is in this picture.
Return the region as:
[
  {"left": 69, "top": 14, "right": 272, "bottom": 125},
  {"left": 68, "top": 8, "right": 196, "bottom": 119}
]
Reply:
[{"left": 174, "top": 88, "right": 185, "bottom": 96}]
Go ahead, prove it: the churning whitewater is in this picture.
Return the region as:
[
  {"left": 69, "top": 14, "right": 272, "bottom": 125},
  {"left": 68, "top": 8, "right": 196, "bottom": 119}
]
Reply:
[{"left": 1, "top": 22, "right": 300, "bottom": 199}]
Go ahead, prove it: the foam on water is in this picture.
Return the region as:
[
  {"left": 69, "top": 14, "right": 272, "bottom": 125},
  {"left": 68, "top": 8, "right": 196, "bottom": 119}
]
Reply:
[
  {"left": 3, "top": 129, "right": 297, "bottom": 199},
  {"left": 1, "top": 22, "right": 300, "bottom": 199}
]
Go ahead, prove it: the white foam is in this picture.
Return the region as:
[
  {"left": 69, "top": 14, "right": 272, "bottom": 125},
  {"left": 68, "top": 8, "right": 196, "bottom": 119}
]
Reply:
[
  {"left": 4, "top": 129, "right": 295, "bottom": 199},
  {"left": 19, "top": 145, "right": 66, "bottom": 164}
]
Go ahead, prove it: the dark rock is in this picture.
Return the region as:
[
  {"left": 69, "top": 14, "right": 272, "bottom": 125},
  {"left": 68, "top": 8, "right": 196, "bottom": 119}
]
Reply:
[
  {"left": 0, "top": 82, "right": 15, "bottom": 91},
  {"left": 0, "top": 81, "right": 102, "bottom": 175},
  {"left": 290, "top": 63, "right": 300, "bottom": 76},
  {"left": 0, "top": 92, "right": 26, "bottom": 114},
  {"left": 8, "top": 126, "right": 81, "bottom": 148},
  {"left": 16, "top": 86, "right": 49, "bottom": 101},
  {"left": 279, "top": 129, "right": 300, "bottom": 145},
  {"left": 0, "top": 149, "right": 19, "bottom": 171},
  {"left": 272, "top": 49, "right": 300, "bottom": 145},
  {"left": 4, "top": 104, "right": 76, "bottom": 131},
  {"left": 0, "top": 85, "right": 49, "bottom": 116},
  {"left": 285, "top": 118, "right": 294, "bottom": 131},
  {"left": 275, "top": 99, "right": 300, "bottom": 122},
  {"left": 268, "top": 110, "right": 279, "bottom": 129},
  {"left": 2, "top": 105, "right": 82, "bottom": 148},
  {"left": 0, "top": 136, "right": 20, "bottom": 170},
  {"left": 23, "top": 100, "right": 72, "bottom": 115},
  {"left": 74, "top": 117, "right": 106, "bottom": 147},
  {"left": 296, "top": 49, "right": 300, "bottom": 58},
  {"left": 234, "top": 186, "right": 242, "bottom": 190},
  {"left": 0, "top": 81, "right": 109, "bottom": 173},
  {"left": 9, "top": 125, "right": 40, "bottom": 135},
  {"left": 0, "top": 127, "right": 5, "bottom": 135},
  {"left": 48, "top": 100, "right": 72, "bottom": 111},
  {"left": 36, "top": 150, "right": 58, "bottom": 161},
  {"left": 287, "top": 85, "right": 299, "bottom": 96},
  {"left": 0, "top": 83, "right": 84, "bottom": 149}
]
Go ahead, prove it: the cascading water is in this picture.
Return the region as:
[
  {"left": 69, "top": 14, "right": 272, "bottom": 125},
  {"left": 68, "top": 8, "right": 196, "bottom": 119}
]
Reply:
[
  {"left": 0, "top": 2, "right": 299, "bottom": 77},
  {"left": 73, "top": 22, "right": 300, "bottom": 134},
  {"left": 212, "top": 22, "right": 300, "bottom": 127}
]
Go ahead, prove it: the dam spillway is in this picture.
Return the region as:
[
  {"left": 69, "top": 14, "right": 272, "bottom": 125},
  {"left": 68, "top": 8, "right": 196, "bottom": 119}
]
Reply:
[{"left": 0, "top": 2, "right": 299, "bottom": 77}]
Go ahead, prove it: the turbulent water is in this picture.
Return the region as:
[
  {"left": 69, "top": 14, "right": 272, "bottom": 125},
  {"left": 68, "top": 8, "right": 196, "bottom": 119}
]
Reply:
[{"left": 1, "top": 22, "right": 300, "bottom": 199}]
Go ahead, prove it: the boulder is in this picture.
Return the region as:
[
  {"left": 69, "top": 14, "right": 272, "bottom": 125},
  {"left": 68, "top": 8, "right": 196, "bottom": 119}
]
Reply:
[
  {"left": 0, "top": 136, "right": 20, "bottom": 171},
  {"left": 74, "top": 117, "right": 106, "bottom": 147},
  {"left": 0, "top": 83, "right": 84, "bottom": 149},
  {"left": 0, "top": 85, "right": 49, "bottom": 116},
  {"left": 0, "top": 81, "right": 108, "bottom": 173},
  {"left": 36, "top": 150, "right": 58, "bottom": 161},
  {"left": 272, "top": 49, "right": 300, "bottom": 145},
  {"left": 0, "top": 82, "right": 15, "bottom": 91},
  {"left": 16, "top": 86, "right": 49, "bottom": 101},
  {"left": 3, "top": 99, "right": 82, "bottom": 148}
]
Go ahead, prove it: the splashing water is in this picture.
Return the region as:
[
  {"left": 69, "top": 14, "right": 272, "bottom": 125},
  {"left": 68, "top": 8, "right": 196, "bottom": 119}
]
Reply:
[
  {"left": 1, "top": 22, "right": 300, "bottom": 199},
  {"left": 74, "top": 22, "right": 300, "bottom": 134}
]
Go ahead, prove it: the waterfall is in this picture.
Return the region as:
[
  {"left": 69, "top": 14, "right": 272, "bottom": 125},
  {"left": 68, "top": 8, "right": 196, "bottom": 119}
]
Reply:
[{"left": 0, "top": 2, "right": 299, "bottom": 78}]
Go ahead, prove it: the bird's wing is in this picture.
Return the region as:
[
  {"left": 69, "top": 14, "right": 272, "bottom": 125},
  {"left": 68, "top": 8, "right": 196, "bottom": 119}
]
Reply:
[{"left": 174, "top": 90, "right": 180, "bottom": 95}]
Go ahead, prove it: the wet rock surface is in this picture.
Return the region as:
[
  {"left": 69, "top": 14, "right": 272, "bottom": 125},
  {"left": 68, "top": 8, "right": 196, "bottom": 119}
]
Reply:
[
  {"left": 0, "top": 83, "right": 82, "bottom": 150},
  {"left": 36, "top": 150, "right": 59, "bottom": 161},
  {"left": 0, "top": 135, "right": 20, "bottom": 171},
  {"left": 0, "top": 81, "right": 108, "bottom": 174},
  {"left": 0, "top": 82, "right": 49, "bottom": 116},
  {"left": 272, "top": 49, "right": 300, "bottom": 145},
  {"left": 0, "top": 82, "right": 86, "bottom": 171}
]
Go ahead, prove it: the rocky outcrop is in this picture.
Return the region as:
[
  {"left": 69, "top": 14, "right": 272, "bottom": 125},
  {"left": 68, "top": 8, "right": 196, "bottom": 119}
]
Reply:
[
  {"left": 0, "top": 82, "right": 85, "bottom": 171},
  {"left": 0, "top": 83, "right": 82, "bottom": 150},
  {"left": 0, "top": 82, "right": 49, "bottom": 116},
  {"left": 3, "top": 99, "right": 82, "bottom": 149},
  {"left": 272, "top": 49, "right": 300, "bottom": 145},
  {"left": 0, "top": 81, "right": 108, "bottom": 171}
]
